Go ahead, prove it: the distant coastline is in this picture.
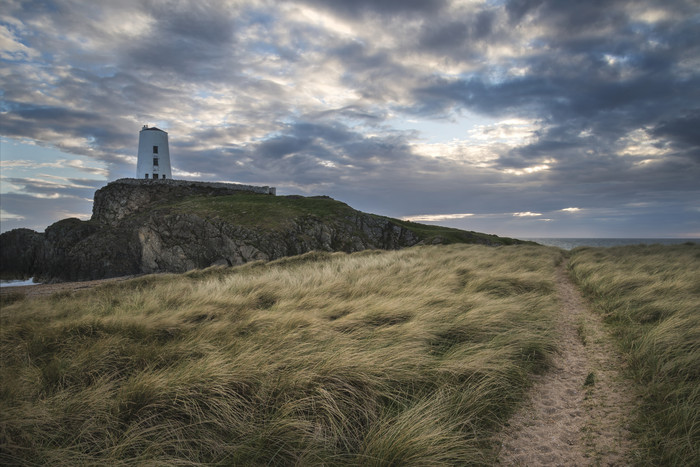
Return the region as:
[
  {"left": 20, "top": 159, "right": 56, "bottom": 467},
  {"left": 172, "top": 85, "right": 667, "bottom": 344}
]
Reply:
[{"left": 526, "top": 238, "right": 699, "bottom": 250}]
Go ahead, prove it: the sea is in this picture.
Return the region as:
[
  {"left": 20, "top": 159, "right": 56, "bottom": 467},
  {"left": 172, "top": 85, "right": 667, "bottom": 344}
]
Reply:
[
  {"left": 1, "top": 238, "right": 697, "bottom": 287},
  {"left": 0, "top": 277, "right": 40, "bottom": 288},
  {"left": 525, "top": 238, "right": 699, "bottom": 251}
]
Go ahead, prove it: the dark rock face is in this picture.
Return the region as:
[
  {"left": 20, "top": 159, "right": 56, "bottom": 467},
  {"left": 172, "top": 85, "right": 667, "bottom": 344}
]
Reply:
[
  {"left": 0, "top": 179, "right": 423, "bottom": 282},
  {"left": 131, "top": 209, "right": 421, "bottom": 275},
  {"left": 0, "top": 228, "right": 45, "bottom": 279}
]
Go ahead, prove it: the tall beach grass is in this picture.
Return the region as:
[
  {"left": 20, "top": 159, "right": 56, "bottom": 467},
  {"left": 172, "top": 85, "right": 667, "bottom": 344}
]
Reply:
[
  {"left": 1, "top": 244, "right": 562, "bottom": 465},
  {"left": 568, "top": 243, "right": 700, "bottom": 465}
]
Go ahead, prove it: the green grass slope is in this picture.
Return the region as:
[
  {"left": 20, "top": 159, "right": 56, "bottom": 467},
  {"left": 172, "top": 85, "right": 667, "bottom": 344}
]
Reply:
[
  {"left": 568, "top": 243, "right": 700, "bottom": 465},
  {"left": 1, "top": 244, "right": 561, "bottom": 465},
  {"left": 162, "top": 193, "right": 524, "bottom": 245}
]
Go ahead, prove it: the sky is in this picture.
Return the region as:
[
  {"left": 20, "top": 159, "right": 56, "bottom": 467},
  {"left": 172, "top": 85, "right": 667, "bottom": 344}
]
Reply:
[{"left": 1, "top": 0, "right": 699, "bottom": 238}]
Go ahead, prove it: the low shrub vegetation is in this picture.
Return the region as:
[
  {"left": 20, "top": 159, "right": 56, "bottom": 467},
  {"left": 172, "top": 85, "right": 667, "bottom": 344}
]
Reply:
[
  {"left": 568, "top": 243, "right": 700, "bottom": 465},
  {"left": 1, "top": 244, "right": 562, "bottom": 465}
]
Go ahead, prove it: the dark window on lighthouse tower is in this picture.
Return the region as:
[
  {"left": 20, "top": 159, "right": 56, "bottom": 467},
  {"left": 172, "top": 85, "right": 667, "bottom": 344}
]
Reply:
[
  {"left": 153, "top": 145, "right": 158, "bottom": 154},
  {"left": 153, "top": 157, "right": 159, "bottom": 166}
]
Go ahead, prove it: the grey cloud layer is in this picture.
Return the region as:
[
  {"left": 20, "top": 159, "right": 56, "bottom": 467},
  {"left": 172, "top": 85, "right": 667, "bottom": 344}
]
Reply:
[{"left": 1, "top": 0, "right": 698, "bottom": 236}]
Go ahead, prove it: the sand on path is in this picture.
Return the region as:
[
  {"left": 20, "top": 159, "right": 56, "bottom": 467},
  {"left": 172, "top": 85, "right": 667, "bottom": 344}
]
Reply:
[{"left": 496, "top": 262, "right": 639, "bottom": 466}]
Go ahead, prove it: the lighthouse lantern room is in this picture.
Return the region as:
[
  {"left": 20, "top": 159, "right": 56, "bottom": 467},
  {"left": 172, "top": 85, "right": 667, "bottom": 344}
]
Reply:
[{"left": 137, "top": 125, "right": 172, "bottom": 180}]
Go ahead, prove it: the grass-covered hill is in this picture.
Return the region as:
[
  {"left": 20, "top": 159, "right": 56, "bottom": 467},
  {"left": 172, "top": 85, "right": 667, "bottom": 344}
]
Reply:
[
  {"left": 1, "top": 244, "right": 562, "bottom": 465},
  {"left": 0, "top": 179, "right": 527, "bottom": 282},
  {"left": 1, "top": 242, "right": 698, "bottom": 465},
  {"left": 166, "top": 192, "right": 510, "bottom": 245}
]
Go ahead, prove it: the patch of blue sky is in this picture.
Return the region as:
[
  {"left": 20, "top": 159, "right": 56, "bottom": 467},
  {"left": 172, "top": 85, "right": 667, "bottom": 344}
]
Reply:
[
  {"left": 195, "top": 89, "right": 215, "bottom": 99},
  {"left": 241, "top": 7, "right": 277, "bottom": 26},
  {"left": 388, "top": 112, "right": 497, "bottom": 144},
  {"left": 249, "top": 39, "right": 281, "bottom": 55},
  {"left": 81, "top": 65, "right": 120, "bottom": 79},
  {"left": 143, "top": 120, "right": 170, "bottom": 131}
]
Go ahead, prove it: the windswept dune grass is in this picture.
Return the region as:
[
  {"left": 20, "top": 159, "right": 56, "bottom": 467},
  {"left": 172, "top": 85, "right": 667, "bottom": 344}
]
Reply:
[
  {"left": 1, "top": 245, "right": 562, "bottom": 465},
  {"left": 568, "top": 243, "right": 700, "bottom": 465}
]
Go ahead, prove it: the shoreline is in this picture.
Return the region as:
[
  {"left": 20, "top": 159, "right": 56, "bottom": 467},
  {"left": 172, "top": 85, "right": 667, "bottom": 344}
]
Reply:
[
  {"left": 0, "top": 275, "right": 139, "bottom": 298},
  {"left": 526, "top": 237, "right": 698, "bottom": 250}
]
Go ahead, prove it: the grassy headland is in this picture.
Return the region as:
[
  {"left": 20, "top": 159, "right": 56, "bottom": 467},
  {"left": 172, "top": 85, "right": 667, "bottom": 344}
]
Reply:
[
  {"left": 164, "top": 193, "right": 524, "bottom": 245},
  {"left": 568, "top": 243, "right": 700, "bottom": 465},
  {"left": 1, "top": 244, "right": 561, "bottom": 465}
]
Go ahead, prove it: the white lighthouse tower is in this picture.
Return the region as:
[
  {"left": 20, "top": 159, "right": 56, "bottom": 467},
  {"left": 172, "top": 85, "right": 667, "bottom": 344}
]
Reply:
[{"left": 137, "top": 125, "right": 172, "bottom": 180}]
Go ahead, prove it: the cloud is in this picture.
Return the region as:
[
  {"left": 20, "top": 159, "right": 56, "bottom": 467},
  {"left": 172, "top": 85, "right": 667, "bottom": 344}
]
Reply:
[
  {"left": 1, "top": 158, "right": 108, "bottom": 177},
  {"left": 3, "top": 176, "right": 104, "bottom": 198},
  {"left": 299, "top": 0, "right": 447, "bottom": 19},
  {"left": 0, "top": 209, "right": 25, "bottom": 221},
  {"left": 652, "top": 110, "right": 700, "bottom": 155},
  {"left": 402, "top": 213, "right": 474, "bottom": 222},
  {"left": 1, "top": 0, "right": 699, "bottom": 237},
  {"left": 0, "top": 18, "right": 39, "bottom": 61}
]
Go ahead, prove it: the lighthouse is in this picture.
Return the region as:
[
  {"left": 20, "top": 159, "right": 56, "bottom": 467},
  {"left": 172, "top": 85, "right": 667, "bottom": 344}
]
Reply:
[{"left": 137, "top": 125, "right": 172, "bottom": 180}]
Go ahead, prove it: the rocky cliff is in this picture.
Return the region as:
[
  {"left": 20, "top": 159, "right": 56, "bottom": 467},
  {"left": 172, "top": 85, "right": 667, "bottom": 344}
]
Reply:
[{"left": 1, "top": 179, "right": 523, "bottom": 282}]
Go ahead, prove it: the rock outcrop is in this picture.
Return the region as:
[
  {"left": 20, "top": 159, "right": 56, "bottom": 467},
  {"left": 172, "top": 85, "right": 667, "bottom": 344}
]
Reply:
[
  {"left": 92, "top": 178, "right": 275, "bottom": 226},
  {"left": 0, "top": 228, "right": 45, "bottom": 279},
  {"left": 1, "top": 179, "right": 521, "bottom": 282}
]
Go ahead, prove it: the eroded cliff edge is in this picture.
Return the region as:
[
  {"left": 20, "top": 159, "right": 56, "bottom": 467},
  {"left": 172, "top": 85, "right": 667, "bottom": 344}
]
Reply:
[{"left": 1, "top": 179, "right": 523, "bottom": 282}]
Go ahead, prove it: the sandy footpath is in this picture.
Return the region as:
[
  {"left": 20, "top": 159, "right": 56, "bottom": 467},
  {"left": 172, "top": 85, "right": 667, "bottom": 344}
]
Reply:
[{"left": 496, "top": 262, "right": 638, "bottom": 466}]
